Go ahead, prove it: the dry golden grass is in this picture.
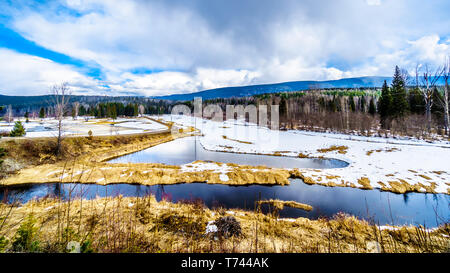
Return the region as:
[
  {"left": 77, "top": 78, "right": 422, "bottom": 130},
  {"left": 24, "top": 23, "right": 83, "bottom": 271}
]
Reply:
[
  {"left": 256, "top": 199, "right": 313, "bottom": 212},
  {"left": 222, "top": 135, "right": 253, "bottom": 145},
  {"left": 317, "top": 145, "right": 348, "bottom": 154},
  {"left": 0, "top": 196, "right": 448, "bottom": 253}
]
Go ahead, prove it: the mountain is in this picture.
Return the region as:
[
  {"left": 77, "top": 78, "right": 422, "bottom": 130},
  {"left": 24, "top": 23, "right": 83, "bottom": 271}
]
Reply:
[
  {"left": 153, "top": 76, "right": 393, "bottom": 101},
  {"left": 0, "top": 94, "right": 147, "bottom": 111}
]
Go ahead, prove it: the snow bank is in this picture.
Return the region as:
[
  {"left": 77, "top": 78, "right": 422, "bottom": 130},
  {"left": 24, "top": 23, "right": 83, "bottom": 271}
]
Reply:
[{"left": 159, "top": 115, "right": 450, "bottom": 194}]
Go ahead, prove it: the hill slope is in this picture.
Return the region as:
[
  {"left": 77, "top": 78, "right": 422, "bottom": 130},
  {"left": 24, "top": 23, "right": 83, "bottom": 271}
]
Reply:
[{"left": 153, "top": 76, "right": 393, "bottom": 101}]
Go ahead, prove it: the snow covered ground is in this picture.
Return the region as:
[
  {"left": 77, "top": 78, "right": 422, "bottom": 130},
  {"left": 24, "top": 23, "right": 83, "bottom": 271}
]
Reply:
[
  {"left": 0, "top": 117, "right": 168, "bottom": 137},
  {"left": 157, "top": 114, "right": 450, "bottom": 194}
]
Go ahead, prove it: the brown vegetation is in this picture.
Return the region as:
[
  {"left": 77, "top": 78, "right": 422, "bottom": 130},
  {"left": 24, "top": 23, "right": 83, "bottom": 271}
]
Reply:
[
  {"left": 0, "top": 196, "right": 447, "bottom": 253},
  {"left": 317, "top": 145, "right": 348, "bottom": 154}
]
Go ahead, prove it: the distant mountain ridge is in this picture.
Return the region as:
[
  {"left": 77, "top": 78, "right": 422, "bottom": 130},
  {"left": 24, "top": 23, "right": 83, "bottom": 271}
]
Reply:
[{"left": 153, "top": 76, "right": 393, "bottom": 101}]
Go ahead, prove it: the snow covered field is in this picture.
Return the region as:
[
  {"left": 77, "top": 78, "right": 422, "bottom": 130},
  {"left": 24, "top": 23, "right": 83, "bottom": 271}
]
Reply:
[
  {"left": 0, "top": 117, "right": 168, "bottom": 138},
  {"left": 158, "top": 114, "right": 450, "bottom": 194}
]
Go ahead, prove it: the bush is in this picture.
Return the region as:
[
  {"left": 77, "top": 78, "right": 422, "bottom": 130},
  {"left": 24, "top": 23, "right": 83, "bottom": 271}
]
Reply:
[
  {"left": 9, "top": 121, "right": 26, "bottom": 137},
  {"left": 0, "top": 146, "right": 6, "bottom": 166},
  {"left": 155, "top": 211, "right": 206, "bottom": 238},
  {"left": 214, "top": 216, "right": 242, "bottom": 238},
  {"left": 0, "top": 236, "right": 8, "bottom": 252}
]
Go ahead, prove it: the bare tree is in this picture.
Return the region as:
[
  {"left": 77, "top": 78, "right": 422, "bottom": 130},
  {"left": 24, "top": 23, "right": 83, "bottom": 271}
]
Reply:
[
  {"left": 400, "top": 68, "right": 412, "bottom": 86},
  {"left": 138, "top": 104, "right": 145, "bottom": 116},
  {"left": 72, "top": 102, "right": 80, "bottom": 120},
  {"left": 436, "top": 57, "right": 450, "bottom": 135},
  {"left": 51, "top": 82, "right": 71, "bottom": 155},
  {"left": 4, "top": 105, "right": 13, "bottom": 124},
  {"left": 416, "top": 64, "right": 444, "bottom": 132}
]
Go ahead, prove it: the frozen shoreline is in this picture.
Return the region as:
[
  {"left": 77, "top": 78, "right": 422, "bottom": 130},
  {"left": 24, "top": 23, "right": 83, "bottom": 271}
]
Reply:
[
  {"left": 161, "top": 114, "right": 450, "bottom": 194},
  {"left": 0, "top": 116, "right": 168, "bottom": 138}
]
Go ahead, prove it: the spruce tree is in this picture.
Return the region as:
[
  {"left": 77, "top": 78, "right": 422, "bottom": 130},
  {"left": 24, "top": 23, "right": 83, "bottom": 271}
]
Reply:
[
  {"left": 10, "top": 121, "right": 26, "bottom": 137},
  {"left": 368, "top": 98, "right": 376, "bottom": 116},
  {"left": 279, "top": 97, "right": 288, "bottom": 118},
  {"left": 378, "top": 80, "right": 392, "bottom": 129},
  {"left": 0, "top": 128, "right": 5, "bottom": 166},
  {"left": 408, "top": 87, "right": 425, "bottom": 114},
  {"left": 391, "top": 66, "right": 409, "bottom": 118},
  {"left": 39, "top": 108, "right": 45, "bottom": 119},
  {"left": 349, "top": 95, "right": 356, "bottom": 112}
]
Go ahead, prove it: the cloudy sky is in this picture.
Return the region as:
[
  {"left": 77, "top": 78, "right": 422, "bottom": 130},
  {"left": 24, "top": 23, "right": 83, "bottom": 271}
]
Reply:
[{"left": 0, "top": 0, "right": 449, "bottom": 96}]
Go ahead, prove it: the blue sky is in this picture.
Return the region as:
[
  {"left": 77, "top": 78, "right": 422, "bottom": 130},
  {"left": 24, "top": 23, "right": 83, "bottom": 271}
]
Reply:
[{"left": 0, "top": 0, "right": 449, "bottom": 96}]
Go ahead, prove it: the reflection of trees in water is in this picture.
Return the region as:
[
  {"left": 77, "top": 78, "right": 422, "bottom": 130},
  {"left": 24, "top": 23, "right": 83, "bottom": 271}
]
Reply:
[
  {"left": 156, "top": 185, "right": 165, "bottom": 200},
  {"left": 1, "top": 185, "right": 34, "bottom": 204},
  {"left": 403, "top": 193, "right": 409, "bottom": 204},
  {"left": 52, "top": 183, "right": 61, "bottom": 198}
]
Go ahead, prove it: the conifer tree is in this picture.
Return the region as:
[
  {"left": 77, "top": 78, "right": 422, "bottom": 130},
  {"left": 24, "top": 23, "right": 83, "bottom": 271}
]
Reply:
[
  {"left": 39, "top": 107, "right": 45, "bottom": 119},
  {"left": 10, "top": 121, "right": 26, "bottom": 137},
  {"left": 408, "top": 87, "right": 425, "bottom": 114},
  {"left": 391, "top": 66, "right": 409, "bottom": 118},
  {"left": 349, "top": 95, "right": 356, "bottom": 112},
  {"left": 279, "top": 97, "right": 288, "bottom": 118},
  {"left": 368, "top": 98, "right": 376, "bottom": 116},
  {"left": 378, "top": 80, "right": 392, "bottom": 129}
]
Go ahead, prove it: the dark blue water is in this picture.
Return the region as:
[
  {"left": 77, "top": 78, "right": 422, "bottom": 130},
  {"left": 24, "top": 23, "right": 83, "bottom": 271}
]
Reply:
[
  {"left": 108, "top": 136, "right": 349, "bottom": 169},
  {"left": 1, "top": 180, "right": 448, "bottom": 227},
  {"left": 1, "top": 137, "right": 448, "bottom": 227}
]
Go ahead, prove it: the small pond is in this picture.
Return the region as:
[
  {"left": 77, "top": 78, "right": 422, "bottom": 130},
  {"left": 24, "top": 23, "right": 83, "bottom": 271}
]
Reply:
[{"left": 107, "top": 136, "right": 349, "bottom": 169}]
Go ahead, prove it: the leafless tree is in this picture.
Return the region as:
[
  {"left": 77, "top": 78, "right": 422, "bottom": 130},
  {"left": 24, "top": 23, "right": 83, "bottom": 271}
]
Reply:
[
  {"left": 416, "top": 64, "right": 444, "bottom": 132},
  {"left": 4, "top": 105, "right": 13, "bottom": 124},
  {"left": 400, "top": 68, "right": 412, "bottom": 86},
  {"left": 138, "top": 105, "right": 145, "bottom": 116},
  {"left": 51, "top": 82, "right": 71, "bottom": 155},
  {"left": 436, "top": 57, "right": 450, "bottom": 135}
]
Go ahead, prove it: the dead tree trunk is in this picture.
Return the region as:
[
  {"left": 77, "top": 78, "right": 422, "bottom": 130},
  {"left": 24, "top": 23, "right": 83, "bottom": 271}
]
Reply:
[
  {"left": 51, "top": 83, "right": 71, "bottom": 156},
  {"left": 417, "top": 64, "right": 443, "bottom": 133}
]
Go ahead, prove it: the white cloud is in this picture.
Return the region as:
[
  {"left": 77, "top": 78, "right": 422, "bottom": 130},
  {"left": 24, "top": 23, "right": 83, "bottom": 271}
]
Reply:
[
  {"left": 0, "top": 48, "right": 101, "bottom": 95},
  {"left": 366, "top": 0, "right": 381, "bottom": 6},
  {"left": 117, "top": 68, "right": 260, "bottom": 96},
  {"left": 1, "top": 0, "right": 449, "bottom": 96}
]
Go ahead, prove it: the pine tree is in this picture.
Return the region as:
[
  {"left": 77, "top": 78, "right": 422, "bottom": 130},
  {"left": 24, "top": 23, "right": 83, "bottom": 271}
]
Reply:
[
  {"left": 349, "top": 95, "right": 356, "bottom": 112},
  {"left": 378, "top": 80, "right": 392, "bottom": 129},
  {"left": 10, "top": 121, "right": 26, "bottom": 137},
  {"left": 408, "top": 87, "right": 425, "bottom": 114},
  {"left": 368, "top": 97, "right": 376, "bottom": 116},
  {"left": 0, "top": 145, "right": 5, "bottom": 166},
  {"left": 279, "top": 97, "right": 288, "bottom": 118},
  {"left": 111, "top": 104, "right": 117, "bottom": 120},
  {"left": 133, "top": 104, "right": 139, "bottom": 116},
  {"left": 0, "top": 133, "right": 5, "bottom": 166},
  {"left": 391, "top": 66, "right": 409, "bottom": 118}
]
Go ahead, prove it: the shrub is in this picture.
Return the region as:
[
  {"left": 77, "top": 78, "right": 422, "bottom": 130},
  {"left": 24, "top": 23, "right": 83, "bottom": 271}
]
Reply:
[
  {"left": 155, "top": 211, "right": 206, "bottom": 238},
  {"left": 0, "top": 146, "right": 6, "bottom": 166},
  {"left": 0, "top": 236, "right": 8, "bottom": 252},
  {"left": 9, "top": 121, "right": 26, "bottom": 137},
  {"left": 80, "top": 239, "right": 94, "bottom": 253},
  {"left": 214, "top": 216, "right": 242, "bottom": 238}
]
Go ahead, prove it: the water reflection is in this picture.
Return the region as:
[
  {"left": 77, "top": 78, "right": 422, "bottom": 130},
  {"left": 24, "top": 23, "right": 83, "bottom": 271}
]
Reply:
[
  {"left": 107, "top": 136, "right": 349, "bottom": 169},
  {"left": 1, "top": 180, "right": 448, "bottom": 227}
]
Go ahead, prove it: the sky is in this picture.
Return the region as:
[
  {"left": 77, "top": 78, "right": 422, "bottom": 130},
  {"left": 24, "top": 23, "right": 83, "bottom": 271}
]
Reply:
[{"left": 0, "top": 0, "right": 449, "bottom": 96}]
